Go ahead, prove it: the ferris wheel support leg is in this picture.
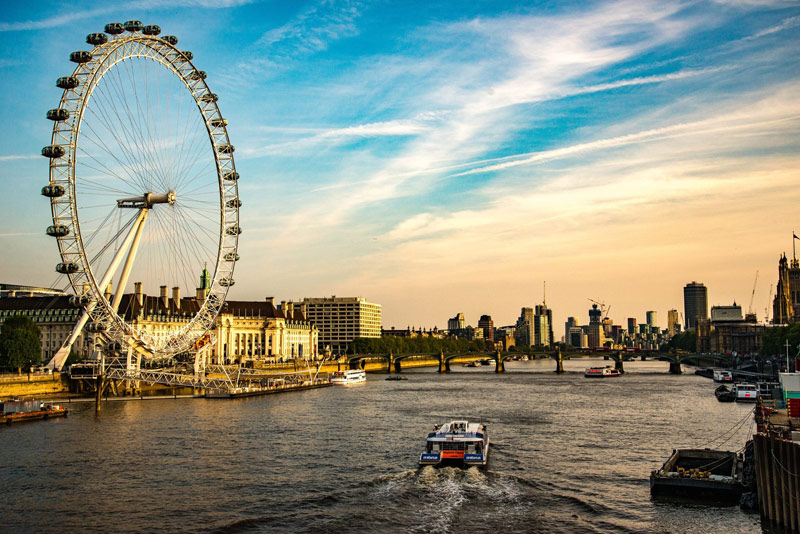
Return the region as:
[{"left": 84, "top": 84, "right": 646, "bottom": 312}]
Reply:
[{"left": 111, "top": 208, "right": 149, "bottom": 313}]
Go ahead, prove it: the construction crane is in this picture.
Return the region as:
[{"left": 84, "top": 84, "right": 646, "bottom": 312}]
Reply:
[
  {"left": 588, "top": 298, "right": 606, "bottom": 316},
  {"left": 747, "top": 270, "right": 759, "bottom": 315},
  {"left": 765, "top": 283, "right": 773, "bottom": 324}
]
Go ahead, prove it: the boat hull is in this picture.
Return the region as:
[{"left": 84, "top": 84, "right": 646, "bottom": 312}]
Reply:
[{"left": 649, "top": 474, "right": 742, "bottom": 505}]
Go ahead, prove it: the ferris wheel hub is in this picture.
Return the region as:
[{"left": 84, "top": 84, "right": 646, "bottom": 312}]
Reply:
[{"left": 116, "top": 190, "right": 176, "bottom": 208}]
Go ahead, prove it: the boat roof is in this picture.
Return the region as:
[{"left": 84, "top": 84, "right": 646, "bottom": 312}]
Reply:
[{"left": 427, "top": 420, "right": 485, "bottom": 441}]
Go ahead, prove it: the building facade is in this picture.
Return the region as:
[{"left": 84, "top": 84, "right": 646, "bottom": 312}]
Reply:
[
  {"left": 289, "top": 296, "right": 381, "bottom": 355},
  {"left": 447, "top": 313, "right": 466, "bottom": 332},
  {"left": 0, "top": 288, "right": 319, "bottom": 366},
  {"left": 684, "top": 281, "right": 708, "bottom": 330},
  {"left": 667, "top": 309, "right": 680, "bottom": 336},
  {"left": 478, "top": 315, "right": 494, "bottom": 345}
]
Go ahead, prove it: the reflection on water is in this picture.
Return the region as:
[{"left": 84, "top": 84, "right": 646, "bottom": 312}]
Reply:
[{"left": 0, "top": 358, "right": 766, "bottom": 533}]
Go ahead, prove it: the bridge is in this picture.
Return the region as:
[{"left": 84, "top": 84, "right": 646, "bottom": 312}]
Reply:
[{"left": 346, "top": 349, "right": 737, "bottom": 375}]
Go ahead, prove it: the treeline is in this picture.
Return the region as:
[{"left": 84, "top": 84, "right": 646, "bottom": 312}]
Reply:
[
  {"left": 662, "top": 330, "right": 697, "bottom": 352},
  {"left": 761, "top": 323, "right": 800, "bottom": 357},
  {"left": 0, "top": 316, "right": 41, "bottom": 372},
  {"left": 347, "top": 336, "right": 490, "bottom": 355}
]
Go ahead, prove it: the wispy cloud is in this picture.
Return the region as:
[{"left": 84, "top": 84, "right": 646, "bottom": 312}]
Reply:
[
  {"left": 257, "top": 0, "right": 365, "bottom": 54},
  {"left": 0, "top": 154, "right": 38, "bottom": 161},
  {"left": 743, "top": 15, "right": 800, "bottom": 40},
  {"left": 0, "top": 0, "right": 253, "bottom": 32}
]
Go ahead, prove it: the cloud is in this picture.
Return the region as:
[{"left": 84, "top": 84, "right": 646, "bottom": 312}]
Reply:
[
  {"left": 0, "top": 154, "right": 39, "bottom": 161},
  {"left": 742, "top": 15, "right": 800, "bottom": 40},
  {"left": 257, "top": 0, "right": 365, "bottom": 55},
  {"left": 0, "top": 0, "right": 254, "bottom": 31}
]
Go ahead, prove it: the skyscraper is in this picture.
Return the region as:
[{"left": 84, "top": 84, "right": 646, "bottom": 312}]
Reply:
[
  {"left": 478, "top": 315, "right": 494, "bottom": 344},
  {"left": 447, "top": 313, "right": 465, "bottom": 332},
  {"left": 564, "top": 316, "right": 580, "bottom": 345},
  {"left": 683, "top": 282, "right": 708, "bottom": 330},
  {"left": 627, "top": 317, "right": 637, "bottom": 335},
  {"left": 646, "top": 311, "right": 657, "bottom": 327},
  {"left": 667, "top": 309, "right": 680, "bottom": 336},
  {"left": 535, "top": 303, "right": 553, "bottom": 348}
]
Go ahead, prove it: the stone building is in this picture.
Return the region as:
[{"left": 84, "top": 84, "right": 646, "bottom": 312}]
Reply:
[{"left": 696, "top": 302, "right": 764, "bottom": 355}]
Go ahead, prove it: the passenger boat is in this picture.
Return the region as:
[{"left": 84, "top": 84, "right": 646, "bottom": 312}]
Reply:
[
  {"left": 385, "top": 375, "right": 408, "bottom": 381},
  {"left": 650, "top": 448, "right": 743, "bottom": 504},
  {"left": 713, "top": 369, "right": 733, "bottom": 383},
  {"left": 330, "top": 369, "right": 366, "bottom": 385},
  {"left": 733, "top": 383, "right": 758, "bottom": 402},
  {"left": 419, "top": 420, "right": 489, "bottom": 468},
  {"left": 1, "top": 399, "right": 68, "bottom": 424},
  {"left": 714, "top": 385, "right": 735, "bottom": 402},
  {"left": 584, "top": 366, "right": 621, "bottom": 378}
]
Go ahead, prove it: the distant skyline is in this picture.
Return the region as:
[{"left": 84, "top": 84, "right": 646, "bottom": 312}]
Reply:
[{"left": 1, "top": 0, "right": 799, "bottom": 331}]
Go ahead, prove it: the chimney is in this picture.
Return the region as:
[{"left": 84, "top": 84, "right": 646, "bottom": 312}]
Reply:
[
  {"left": 196, "top": 288, "right": 206, "bottom": 301},
  {"left": 134, "top": 282, "right": 143, "bottom": 306},
  {"left": 160, "top": 285, "right": 168, "bottom": 309},
  {"left": 281, "top": 300, "right": 287, "bottom": 314},
  {"left": 172, "top": 287, "right": 180, "bottom": 310},
  {"left": 265, "top": 297, "right": 274, "bottom": 306}
]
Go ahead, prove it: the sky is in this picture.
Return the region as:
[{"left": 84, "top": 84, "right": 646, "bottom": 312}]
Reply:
[{"left": 1, "top": 0, "right": 799, "bottom": 336}]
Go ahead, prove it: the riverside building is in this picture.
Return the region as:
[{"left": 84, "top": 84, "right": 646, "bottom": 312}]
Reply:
[
  {"left": 0, "top": 276, "right": 319, "bottom": 365},
  {"left": 289, "top": 296, "right": 381, "bottom": 356}
]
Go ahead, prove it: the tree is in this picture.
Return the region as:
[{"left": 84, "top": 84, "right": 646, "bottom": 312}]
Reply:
[
  {"left": 0, "top": 316, "right": 42, "bottom": 373},
  {"left": 664, "top": 330, "right": 697, "bottom": 352}
]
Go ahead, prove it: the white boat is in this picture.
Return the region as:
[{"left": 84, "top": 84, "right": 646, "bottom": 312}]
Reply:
[
  {"left": 585, "top": 366, "right": 621, "bottom": 378},
  {"left": 733, "top": 383, "right": 758, "bottom": 402},
  {"left": 419, "top": 420, "right": 489, "bottom": 468},
  {"left": 713, "top": 369, "right": 733, "bottom": 383},
  {"left": 330, "top": 369, "right": 366, "bottom": 385}
]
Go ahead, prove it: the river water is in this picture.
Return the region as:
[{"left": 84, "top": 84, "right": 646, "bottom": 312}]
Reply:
[{"left": 1, "top": 358, "right": 768, "bottom": 533}]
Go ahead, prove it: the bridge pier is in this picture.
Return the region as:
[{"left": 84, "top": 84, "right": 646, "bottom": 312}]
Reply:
[
  {"left": 438, "top": 351, "right": 447, "bottom": 373},
  {"left": 614, "top": 354, "right": 625, "bottom": 374},
  {"left": 95, "top": 374, "right": 104, "bottom": 412},
  {"left": 555, "top": 348, "right": 564, "bottom": 374},
  {"left": 495, "top": 351, "right": 504, "bottom": 373},
  {"left": 669, "top": 361, "right": 682, "bottom": 374},
  {"left": 387, "top": 352, "right": 393, "bottom": 374}
]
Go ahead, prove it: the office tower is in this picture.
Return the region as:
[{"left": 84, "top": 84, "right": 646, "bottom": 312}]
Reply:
[
  {"left": 683, "top": 282, "right": 708, "bottom": 330},
  {"left": 646, "top": 311, "right": 657, "bottom": 327}
]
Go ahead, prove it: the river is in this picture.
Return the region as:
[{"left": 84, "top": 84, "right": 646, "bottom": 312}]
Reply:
[{"left": 1, "top": 358, "right": 767, "bottom": 533}]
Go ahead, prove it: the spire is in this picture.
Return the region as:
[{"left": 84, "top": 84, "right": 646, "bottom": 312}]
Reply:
[
  {"left": 200, "top": 263, "right": 211, "bottom": 293},
  {"left": 543, "top": 280, "right": 547, "bottom": 307}
]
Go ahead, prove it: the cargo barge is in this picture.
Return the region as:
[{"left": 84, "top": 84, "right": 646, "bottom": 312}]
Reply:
[{"left": 650, "top": 448, "right": 743, "bottom": 504}]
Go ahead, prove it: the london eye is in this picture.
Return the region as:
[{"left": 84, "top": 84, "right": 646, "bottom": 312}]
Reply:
[{"left": 41, "top": 20, "right": 240, "bottom": 363}]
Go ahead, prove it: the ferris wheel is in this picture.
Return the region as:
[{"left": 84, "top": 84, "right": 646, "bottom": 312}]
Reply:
[{"left": 41, "top": 20, "right": 240, "bottom": 363}]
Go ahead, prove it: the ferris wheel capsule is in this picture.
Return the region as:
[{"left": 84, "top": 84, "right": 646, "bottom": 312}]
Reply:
[
  {"left": 41, "top": 184, "right": 65, "bottom": 198},
  {"left": 181, "top": 51, "right": 193, "bottom": 60},
  {"left": 46, "top": 108, "right": 70, "bottom": 121},
  {"left": 56, "top": 76, "right": 79, "bottom": 89},
  {"left": 46, "top": 224, "right": 70, "bottom": 237},
  {"left": 124, "top": 20, "right": 143, "bottom": 32},
  {"left": 217, "top": 144, "right": 234, "bottom": 154},
  {"left": 69, "top": 51, "right": 92, "bottom": 63},
  {"left": 142, "top": 25, "right": 161, "bottom": 36},
  {"left": 86, "top": 33, "right": 108, "bottom": 46},
  {"left": 56, "top": 262, "right": 78, "bottom": 274},
  {"left": 222, "top": 171, "right": 238, "bottom": 181},
  {"left": 162, "top": 35, "right": 178, "bottom": 45},
  {"left": 104, "top": 22, "right": 124, "bottom": 35},
  {"left": 41, "top": 145, "right": 65, "bottom": 158}
]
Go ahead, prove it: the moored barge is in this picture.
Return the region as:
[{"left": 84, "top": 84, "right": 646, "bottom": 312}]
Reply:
[
  {"left": 650, "top": 448, "right": 743, "bottom": 504},
  {"left": 1, "top": 399, "right": 68, "bottom": 424}
]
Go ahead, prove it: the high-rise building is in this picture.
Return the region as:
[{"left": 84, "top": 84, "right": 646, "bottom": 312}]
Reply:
[
  {"left": 683, "top": 282, "right": 708, "bottom": 330},
  {"left": 478, "top": 315, "right": 494, "bottom": 344},
  {"left": 447, "top": 313, "right": 465, "bottom": 332},
  {"left": 587, "top": 304, "right": 604, "bottom": 349},
  {"left": 293, "top": 296, "right": 381, "bottom": 355},
  {"left": 646, "top": 311, "right": 657, "bottom": 327},
  {"left": 535, "top": 304, "right": 553, "bottom": 348},
  {"left": 627, "top": 317, "right": 637, "bottom": 335},
  {"left": 515, "top": 308, "right": 535, "bottom": 347},
  {"left": 667, "top": 309, "right": 680, "bottom": 336},
  {"left": 564, "top": 317, "right": 580, "bottom": 346}
]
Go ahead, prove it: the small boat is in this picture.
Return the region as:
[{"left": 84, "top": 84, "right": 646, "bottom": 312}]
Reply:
[
  {"left": 585, "top": 366, "right": 621, "bottom": 378},
  {"left": 713, "top": 369, "right": 733, "bottom": 383},
  {"left": 733, "top": 383, "right": 758, "bottom": 402},
  {"left": 1, "top": 398, "right": 68, "bottom": 424},
  {"left": 650, "top": 448, "right": 743, "bottom": 504},
  {"left": 385, "top": 376, "right": 408, "bottom": 381},
  {"left": 714, "top": 385, "right": 735, "bottom": 402},
  {"left": 330, "top": 369, "right": 366, "bottom": 385},
  {"left": 463, "top": 361, "right": 479, "bottom": 368},
  {"left": 419, "top": 420, "right": 489, "bottom": 468}
]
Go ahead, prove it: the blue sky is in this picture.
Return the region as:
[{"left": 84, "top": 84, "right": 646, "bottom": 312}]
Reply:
[{"left": 2, "top": 0, "right": 799, "bottom": 333}]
